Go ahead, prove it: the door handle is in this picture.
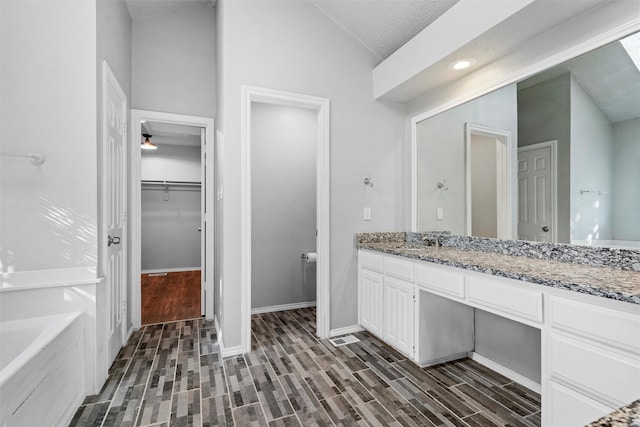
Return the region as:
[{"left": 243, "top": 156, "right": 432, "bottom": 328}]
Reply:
[
  {"left": 542, "top": 226, "right": 549, "bottom": 232},
  {"left": 108, "top": 235, "right": 121, "bottom": 246}
]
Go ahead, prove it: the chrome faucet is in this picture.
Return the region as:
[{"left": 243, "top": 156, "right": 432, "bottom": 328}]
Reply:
[{"left": 426, "top": 235, "right": 441, "bottom": 247}]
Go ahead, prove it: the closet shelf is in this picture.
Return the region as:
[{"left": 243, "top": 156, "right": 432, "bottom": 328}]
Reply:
[{"left": 141, "top": 180, "right": 201, "bottom": 187}]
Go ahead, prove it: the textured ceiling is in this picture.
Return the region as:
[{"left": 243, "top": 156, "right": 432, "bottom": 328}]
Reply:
[
  {"left": 309, "top": 0, "right": 459, "bottom": 61},
  {"left": 519, "top": 39, "right": 640, "bottom": 123},
  {"left": 125, "top": 0, "right": 215, "bottom": 20}
]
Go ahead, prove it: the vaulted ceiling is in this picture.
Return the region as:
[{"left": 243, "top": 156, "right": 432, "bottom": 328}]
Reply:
[{"left": 124, "top": 0, "right": 638, "bottom": 120}]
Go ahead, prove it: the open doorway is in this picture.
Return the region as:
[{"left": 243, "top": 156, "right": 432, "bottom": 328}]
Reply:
[
  {"left": 250, "top": 102, "right": 318, "bottom": 319},
  {"left": 241, "top": 86, "right": 330, "bottom": 354},
  {"left": 139, "top": 122, "right": 203, "bottom": 324},
  {"left": 130, "top": 110, "right": 215, "bottom": 330},
  {"left": 465, "top": 123, "right": 513, "bottom": 239}
]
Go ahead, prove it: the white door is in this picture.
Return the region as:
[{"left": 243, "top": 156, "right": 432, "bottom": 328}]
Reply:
[
  {"left": 103, "top": 62, "right": 127, "bottom": 364},
  {"left": 518, "top": 142, "right": 555, "bottom": 242},
  {"left": 202, "top": 127, "right": 215, "bottom": 318},
  {"left": 359, "top": 270, "right": 383, "bottom": 337},
  {"left": 383, "top": 276, "right": 415, "bottom": 356}
]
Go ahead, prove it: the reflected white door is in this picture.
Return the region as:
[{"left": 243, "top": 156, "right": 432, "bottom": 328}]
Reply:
[
  {"left": 200, "top": 128, "right": 206, "bottom": 316},
  {"left": 103, "top": 62, "right": 127, "bottom": 364},
  {"left": 518, "top": 142, "right": 556, "bottom": 242}
]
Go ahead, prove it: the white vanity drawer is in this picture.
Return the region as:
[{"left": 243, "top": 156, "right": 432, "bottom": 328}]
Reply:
[
  {"left": 415, "top": 264, "right": 465, "bottom": 299},
  {"left": 549, "top": 296, "right": 640, "bottom": 353},
  {"left": 466, "top": 275, "right": 543, "bottom": 324},
  {"left": 549, "top": 332, "right": 640, "bottom": 407},
  {"left": 384, "top": 257, "right": 415, "bottom": 282},
  {"left": 359, "top": 251, "right": 384, "bottom": 273}
]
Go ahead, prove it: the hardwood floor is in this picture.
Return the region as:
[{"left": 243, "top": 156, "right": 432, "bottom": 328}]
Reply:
[
  {"left": 70, "top": 307, "right": 541, "bottom": 426},
  {"left": 141, "top": 270, "right": 201, "bottom": 325}
]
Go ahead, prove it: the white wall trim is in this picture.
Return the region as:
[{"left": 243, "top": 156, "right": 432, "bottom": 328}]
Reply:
[
  {"left": 251, "top": 301, "right": 316, "bottom": 315},
  {"left": 130, "top": 109, "right": 215, "bottom": 329},
  {"left": 241, "top": 85, "right": 331, "bottom": 354},
  {"left": 465, "top": 124, "right": 513, "bottom": 240},
  {"left": 470, "top": 351, "right": 541, "bottom": 394},
  {"left": 518, "top": 140, "right": 558, "bottom": 243},
  {"left": 329, "top": 325, "right": 365, "bottom": 338},
  {"left": 141, "top": 267, "right": 202, "bottom": 274}
]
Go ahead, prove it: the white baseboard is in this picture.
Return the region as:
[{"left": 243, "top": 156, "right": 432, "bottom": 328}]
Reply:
[
  {"left": 330, "top": 325, "right": 364, "bottom": 337},
  {"left": 251, "top": 301, "right": 316, "bottom": 315},
  {"left": 470, "top": 352, "right": 541, "bottom": 393},
  {"left": 141, "top": 267, "right": 201, "bottom": 274},
  {"left": 220, "top": 343, "right": 243, "bottom": 358}
]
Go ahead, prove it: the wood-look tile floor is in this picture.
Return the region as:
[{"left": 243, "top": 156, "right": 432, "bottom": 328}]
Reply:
[
  {"left": 141, "top": 270, "right": 201, "bottom": 325},
  {"left": 69, "top": 307, "right": 541, "bottom": 426}
]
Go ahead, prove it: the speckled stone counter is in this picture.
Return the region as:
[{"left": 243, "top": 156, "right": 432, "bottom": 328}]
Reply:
[
  {"left": 356, "top": 232, "right": 640, "bottom": 305},
  {"left": 587, "top": 399, "right": 640, "bottom": 427}
]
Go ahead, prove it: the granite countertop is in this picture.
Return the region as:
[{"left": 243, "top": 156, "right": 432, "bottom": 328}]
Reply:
[
  {"left": 357, "top": 241, "right": 640, "bottom": 305},
  {"left": 587, "top": 399, "right": 640, "bottom": 426}
]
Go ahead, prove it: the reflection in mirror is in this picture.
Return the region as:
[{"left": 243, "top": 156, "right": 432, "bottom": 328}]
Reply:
[{"left": 416, "top": 31, "right": 640, "bottom": 249}]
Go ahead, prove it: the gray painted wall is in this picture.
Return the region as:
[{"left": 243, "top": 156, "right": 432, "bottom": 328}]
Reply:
[
  {"left": 474, "top": 310, "right": 541, "bottom": 383},
  {"left": 613, "top": 117, "right": 640, "bottom": 241},
  {"left": 141, "top": 145, "right": 201, "bottom": 271},
  {"left": 141, "top": 188, "right": 201, "bottom": 271},
  {"left": 251, "top": 103, "right": 317, "bottom": 309},
  {"left": 518, "top": 73, "right": 571, "bottom": 243},
  {"left": 570, "top": 76, "right": 613, "bottom": 242},
  {"left": 416, "top": 84, "right": 517, "bottom": 235},
  {"left": 132, "top": 4, "right": 215, "bottom": 117}
]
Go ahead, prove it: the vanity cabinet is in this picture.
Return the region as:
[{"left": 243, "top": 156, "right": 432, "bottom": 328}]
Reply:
[
  {"left": 358, "top": 251, "right": 415, "bottom": 356},
  {"left": 357, "top": 248, "right": 640, "bottom": 426}
]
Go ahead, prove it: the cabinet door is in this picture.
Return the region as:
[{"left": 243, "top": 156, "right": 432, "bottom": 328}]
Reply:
[
  {"left": 383, "top": 276, "right": 415, "bottom": 356},
  {"left": 359, "top": 269, "right": 383, "bottom": 337}
]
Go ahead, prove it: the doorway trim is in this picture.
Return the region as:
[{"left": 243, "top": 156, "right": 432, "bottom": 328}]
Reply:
[
  {"left": 129, "top": 109, "right": 215, "bottom": 329},
  {"left": 241, "top": 85, "right": 331, "bottom": 353},
  {"left": 517, "top": 140, "right": 558, "bottom": 243},
  {"left": 465, "top": 123, "right": 513, "bottom": 239}
]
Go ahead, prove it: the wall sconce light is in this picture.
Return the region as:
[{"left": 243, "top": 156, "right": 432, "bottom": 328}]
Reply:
[
  {"left": 363, "top": 174, "right": 374, "bottom": 188},
  {"left": 141, "top": 133, "right": 157, "bottom": 150},
  {"left": 437, "top": 179, "right": 448, "bottom": 190}
]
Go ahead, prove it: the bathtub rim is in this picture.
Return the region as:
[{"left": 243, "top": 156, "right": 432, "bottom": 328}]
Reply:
[
  {"left": 0, "top": 312, "right": 84, "bottom": 388},
  {"left": 0, "top": 266, "right": 104, "bottom": 293}
]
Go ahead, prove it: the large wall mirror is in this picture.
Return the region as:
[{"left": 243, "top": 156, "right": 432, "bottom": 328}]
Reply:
[{"left": 415, "top": 30, "right": 640, "bottom": 249}]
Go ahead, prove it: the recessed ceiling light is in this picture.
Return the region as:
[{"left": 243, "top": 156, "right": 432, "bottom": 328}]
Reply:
[{"left": 449, "top": 58, "right": 476, "bottom": 71}]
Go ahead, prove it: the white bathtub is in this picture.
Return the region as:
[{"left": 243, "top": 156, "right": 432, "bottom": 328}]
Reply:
[{"left": 0, "top": 313, "right": 86, "bottom": 427}]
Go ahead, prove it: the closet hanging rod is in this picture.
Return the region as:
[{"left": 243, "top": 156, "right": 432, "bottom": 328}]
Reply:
[
  {"left": 1, "top": 152, "right": 45, "bottom": 165},
  {"left": 141, "top": 180, "right": 201, "bottom": 187}
]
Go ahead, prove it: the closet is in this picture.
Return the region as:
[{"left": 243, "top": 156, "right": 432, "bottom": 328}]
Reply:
[{"left": 139, "top": 122, "right": 203, "bottom": 324}]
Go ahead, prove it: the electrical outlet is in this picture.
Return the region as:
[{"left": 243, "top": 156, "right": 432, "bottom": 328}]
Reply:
[{"left": 437, "top": 207, "right": 444, "bottom": 220}]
